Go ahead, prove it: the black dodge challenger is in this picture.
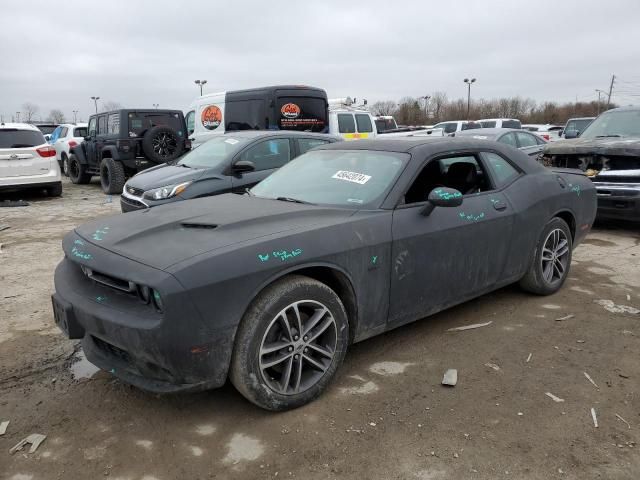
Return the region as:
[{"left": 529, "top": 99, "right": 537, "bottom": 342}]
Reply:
[{"left": 52, "top": 138, "right": 597, "bottom": 410}]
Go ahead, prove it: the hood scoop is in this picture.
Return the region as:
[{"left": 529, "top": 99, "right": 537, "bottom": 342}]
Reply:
[{"left": 180, "top": 222, "right": 218, "bottom": 230}]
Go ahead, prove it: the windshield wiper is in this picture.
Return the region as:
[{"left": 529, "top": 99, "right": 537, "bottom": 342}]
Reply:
[
  {"left": 176, "top": 163, "right": 192, "bottom": 168},
  {"left": 596, "top": 134, "right": 622, "bottom": 138},
  {"left": 275, "top": 196, "right": 314, "bottom": 205}
]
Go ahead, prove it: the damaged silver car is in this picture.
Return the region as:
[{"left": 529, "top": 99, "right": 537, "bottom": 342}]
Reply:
[{"left": 541, "top": 106, "right": 640, "bottom": 222}]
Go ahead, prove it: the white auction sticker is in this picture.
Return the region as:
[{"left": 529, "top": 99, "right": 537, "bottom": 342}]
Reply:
[
  {"left": 225, "top": 138, "right": 239, "bottom": 145},
  {"left": 332, "top": 170, "right": 371, "bottom": 185}
]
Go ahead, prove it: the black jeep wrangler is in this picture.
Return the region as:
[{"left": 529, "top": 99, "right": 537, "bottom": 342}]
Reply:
[{"left": 68, "top": 109, "right": 189, "bottom": 194}]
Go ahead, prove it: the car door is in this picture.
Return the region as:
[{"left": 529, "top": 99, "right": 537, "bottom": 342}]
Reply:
[
  {"left": 84, "top": 117, "right": 98, "bottom": 165},
  {"left": 95, "top": 115, "right": 108, "bottom": 161},
  {"left": 54, "top": 127, "right": 68, "bottom": 159},
  {"left": 515, "top": 131, "right": 543, "bottom": 157},
  {"left": 388, "top": 151, "right": 516, "bottom": 327},
  {"left": 230, "top": 137, "right": 293, "bottom": 192}
]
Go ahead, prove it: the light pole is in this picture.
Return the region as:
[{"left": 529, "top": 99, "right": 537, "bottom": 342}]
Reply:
[
  {"left": 194, "top": 79, "right": 207, "bottom": 96},
  {"left": 595, "top": 89, "right": 608, "bottom": 116},
  {"left": 153, "top": 103, "right": 159, "bottom": 109},
  {"left": 16, "top": 111, "right": 21, "bottom": 122},
  {"left": 420, "top": 95, "right": 431, "bottom": 122},
  {"left": 72, "top": 110, "right": 78, "bottom": 123},
  {"left": 463, "top": 78, "right": 476, "bottom": 120},
  {"left": 91, "top": 96, "right": 100, "bottom": 114}
]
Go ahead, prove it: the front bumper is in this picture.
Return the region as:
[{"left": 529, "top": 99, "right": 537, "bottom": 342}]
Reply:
[
  {"left": 594, "top": 183, "right": 640, "bottom": 222},
  {"left": 120, "top": 189, "right": 180, "bottom": 212},
  {"left": 52, "top": 237, "right": 234, "bottom": 392}
]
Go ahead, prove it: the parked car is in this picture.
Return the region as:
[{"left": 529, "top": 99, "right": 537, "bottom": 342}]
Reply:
[
  {"left": 68, "top": 109, "right": 189, "bottom": 194},
  {"left": 121, "top": 131, "right": 341, "bottom": 212},
  {"left": 0, "top": 123, "right": 62, "bottom": 196},
  {"left": 374, "top": 115, "right": 398, "bottom": 133},
  {"left": 477, "top": 118, "right": 522, "bottom": 129},
  {"left": 561, "top": 117, "right": 595, "bottom": 139},
  {"left": 454, "top": 128, "right": 547, "bottom": 157},
  {"left": 186, "top": 85, "right": 329, "bottom": 148},
  {"left": 50, "top": 123, "right": 88, "bottom": 176},
  {"left": 541, "top": 106, "right": 640, "bottom": 222},
  {"left": 52, "top": 137, "right": 596, "bottom": 410},
  {"left": 35, "top": 123, "right": 59, "bottom": 142},
  {"left": 328, "top": 98, "right": 378, "bottom": 140},
  {"left": 521, "top": 124, "right": 564, "bottom": 142},
  {"left": 432, "top": 120, "right": 482, "bottom": 135}
]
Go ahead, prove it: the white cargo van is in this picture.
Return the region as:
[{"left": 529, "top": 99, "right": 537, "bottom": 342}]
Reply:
[
  {"left": 327, "top": 98, "right": 378, "bottom": 140},
  {"left": 186, "top": 85, "right": 329, "bottom": 147}
]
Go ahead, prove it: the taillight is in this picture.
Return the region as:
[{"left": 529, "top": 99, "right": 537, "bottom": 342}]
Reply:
[
  {"left": 68, "top": 140, "right": 78, "bottom": 148},
  {"left": 36, "top": 146, "right": 56, "bottom": 157},
  {"left": 542, "top": 134, "right": 550, "bottom": 141}
]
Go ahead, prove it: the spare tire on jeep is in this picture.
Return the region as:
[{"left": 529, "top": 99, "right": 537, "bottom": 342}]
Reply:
[{"left": 141, "top": 126, "right": 185, "bottom": 164}]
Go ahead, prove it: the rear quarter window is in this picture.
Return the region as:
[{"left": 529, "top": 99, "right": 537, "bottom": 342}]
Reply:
[
  {"left": 502, "top": 120, "right": 521, "bottom": 129},
  {"left": 297, "top": 138, "right": 329, "bottom": 154},
  {"left": 483, "top": 152, "right": 520, "bottom": 186}
]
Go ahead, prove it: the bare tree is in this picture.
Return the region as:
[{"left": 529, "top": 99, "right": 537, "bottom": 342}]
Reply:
[
  {"left": 48, "top": 109, "right": 66, "bottom": 123},
  {"left": 371, "top": 100, "right": 397, "bottom": 116},
  {"left": 22, "top": 102, "right": 39, "bottom": 123},
  {"left": 429, "top": 92, "right": 448, "bottom": 123},
  {"left": 101, "top": 101, "right": 122, "bottom": 112}
]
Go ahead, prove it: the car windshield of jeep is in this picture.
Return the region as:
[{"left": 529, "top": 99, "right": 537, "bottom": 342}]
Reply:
[
  {"left": 250, "top": 149, "right": 408, "bottom": 207},
  {"left": 580, "top": 110, "right": 640, "bottom": 139}
]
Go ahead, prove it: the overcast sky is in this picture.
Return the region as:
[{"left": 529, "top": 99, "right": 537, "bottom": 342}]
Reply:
[{"left": 2, "top": 0, "right": 640, "bottom": 122}]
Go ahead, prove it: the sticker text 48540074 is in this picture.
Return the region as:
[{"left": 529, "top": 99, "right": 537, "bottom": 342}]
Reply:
[{"left": 332, "top": 170, "right": 371, "bottom": 185}]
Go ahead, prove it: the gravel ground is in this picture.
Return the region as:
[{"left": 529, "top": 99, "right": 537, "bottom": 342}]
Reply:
[{"left": 0, "top": 178, "right": 638, "bottom": 480}]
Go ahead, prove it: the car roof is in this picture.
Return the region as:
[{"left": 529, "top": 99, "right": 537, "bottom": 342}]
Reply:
[
  {"left": 606, "top": 106, "right": 640, "bottom": 113},
  {"left": 566, "top": 117, "right": 596, "bottom": 121},
  {"left": 315, "top": 136, "right": 486, "bottom": 153},
  {"left": 0, "top": 122, "right": 41, "bottom": 131},
  {"left": 453, "top": 128, "right": 523, "bottom": 138},
  {"left": 221, "top": 131, "right": 341, "bottom": 140},
  {"left": 478, "top": 118, "right": 520, "bottom": 121},
  {"left": 59, "top": 123, "right": 88, "bottom": 128}
]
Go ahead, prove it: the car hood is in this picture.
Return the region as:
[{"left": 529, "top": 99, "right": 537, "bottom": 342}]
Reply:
[
  {"left": 127, "top": 164, "right": 207, "bottom": 191},
  {"left": 544, "top": 136, "right": 640, "bottom": 156},
  {"left": 74, "top": 194, "right": 354, "bottom": 270}
]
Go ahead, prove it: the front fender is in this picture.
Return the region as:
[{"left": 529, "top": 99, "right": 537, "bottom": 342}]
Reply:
[{"left": 70, "top": 144, "right": 87, "bottom": 164}]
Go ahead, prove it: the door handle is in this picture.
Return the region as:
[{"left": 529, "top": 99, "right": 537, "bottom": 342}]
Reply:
[{"left": 493, "top": 200, "right": 507, "bottom": 211}]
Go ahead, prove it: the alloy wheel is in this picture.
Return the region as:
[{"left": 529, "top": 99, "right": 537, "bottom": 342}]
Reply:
[
  {"left": 540, "top": 228, "right": 570, "bottom": 285},
  {"left": 152, "top": 133, "right": 178, "bottom": 158},
  {"left": 259, "top": 300, "right": 337, "bottom": 395}
]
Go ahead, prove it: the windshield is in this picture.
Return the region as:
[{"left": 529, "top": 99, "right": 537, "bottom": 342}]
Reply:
[
  {"left": 251, "top": 149, "right": 408, "bottom": 207},
  {"left": 0, "top": 129, "right": 45, "bottom": 148},
  {"left": 580, "top": 110, "right": 640, "bottom": 139},
  {"left": 178, "top": 136, "right": 249, "bottom": 168},
  {"left": 565, "top": 119, "right": 593, "bottom": 134}
]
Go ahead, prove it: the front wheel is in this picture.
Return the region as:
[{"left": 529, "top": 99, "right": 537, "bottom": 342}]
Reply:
[
  {"left": 230, "top": 275, "right": 349, "bottom": 411},
  {"left": 68, "top": 154, "right": 92, "bottom": 184},
  {"left": 519, "top": 217, "right": 573, "bottom": 295},
  {"left": 100, "top": 158, "right": 126, "bottom": 194}
]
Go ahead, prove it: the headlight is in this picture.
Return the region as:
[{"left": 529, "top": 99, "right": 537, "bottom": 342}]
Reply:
[
  {"left": 143, "top": 181, "right": 191, "bottom": 200},
  {"left": 152, "top": 289, "right": 164, "bottom": 312}
]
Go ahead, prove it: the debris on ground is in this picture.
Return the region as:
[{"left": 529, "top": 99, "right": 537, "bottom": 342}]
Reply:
[
  {"left": 442, "top": 369, "right": 458, "bottom": 386},
  {"left": 447, "top": 321, "right": 492, "bottom": 332},
  {"left": 591, "top": 408, "right": 598, "bottom": 428},
  {"left": 584, "top": 372, "right": 599, "bottom": 389},
  {"left": 627, "top": 294, "right": 632, "bottom": 301},
  {"left": 9, "top": 434, "right": 47, "bottom": 454},
  {"left": 0, "top": 420, "right": 8, "bottom": 435},
  {"left": 555, "top": 314, "right": 575, "bottom": 321},
  {"left": 595, "top": 299, "right": 640, "bottom": 315},
  {"left": 0, "top": 200, "right": 29, "bottom": 207},
  {"left": 615, "top": 414, "right": 631, "bottom": 429},
  {"left": 0, "top": 224, "right": 10, "bottom": 232},
  {"left": 485, "top": 363, "right": 500, "bottom": 371},
  {"left": 545, "top": 392, "right": 565, "bottom": 403},
  {"left": 526, "top": 353, "right": 532, "bottom": 363}
]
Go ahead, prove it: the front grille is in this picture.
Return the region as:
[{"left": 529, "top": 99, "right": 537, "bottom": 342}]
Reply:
[
  {"left": 126, "top": 185, "right": 145, "bottom": 196},
  {"left": 81, "top": 265, "right": 136, "bottom": 293},
  {"left": 120, "top": 196, "right": 147, "bottom": 211},
  {"left": 93, "top": 336, "right": 131, "bottom": 363}
]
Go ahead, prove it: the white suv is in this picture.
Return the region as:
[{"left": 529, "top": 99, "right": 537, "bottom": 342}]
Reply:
[
  {"left": 50, "top": 123, "right": 88, "bottom": 176},
  {"left": 0, "top": 123, "right": 62, "bottom": 196}
]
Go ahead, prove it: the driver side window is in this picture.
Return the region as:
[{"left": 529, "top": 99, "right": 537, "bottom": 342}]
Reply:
[
  {"left": 404, "top": 154, "right": 491, "bottom": 205},
  {"left": 88, "top": 118, "right": 97, "bottom": 137}
]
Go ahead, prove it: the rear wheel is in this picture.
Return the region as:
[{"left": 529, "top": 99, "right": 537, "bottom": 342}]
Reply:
[
  {"left": 230, "top": 275, "right": 349, "bottom": 411},
  {"left": 519, "top": 217, "right": 572, "bottom": 295},
  {"left": 47, "top": 182, "right": 62, "bottom": 197},
  {"left": 61, "top": 153, "right": 70, "bottom": 177},
  {"left": 68, "top": 154, "right": 92, "bottom": 184},
  {"left": 100, "top": 158, "right": 126, "bottom": 194}
]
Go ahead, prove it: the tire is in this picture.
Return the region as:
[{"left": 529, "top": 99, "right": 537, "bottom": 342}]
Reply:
[
  {"left": 230, "top": 275, "right": 350, "bottom": 411},
  {"left": 48, "top": 182, "right": 62, "bottom": 197},
  {"left": 519, "top": 217, "right": 573, "bottom": 295},
  {"left": 100, "top": 158, "right": 126, "bottom": 194},
  {"left": 141, "top": 126, "right": 185, "bottom": 164},
  {"left": 61, "top": 153, "right": 70, "bottom": 177},
  {"left": 68, "top": 154, "right": 92, "bottom": 184}
]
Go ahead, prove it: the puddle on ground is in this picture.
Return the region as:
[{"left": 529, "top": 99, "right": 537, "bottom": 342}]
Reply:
[{"left": 70, "top": 350, "right": 100, "bottom": 380}]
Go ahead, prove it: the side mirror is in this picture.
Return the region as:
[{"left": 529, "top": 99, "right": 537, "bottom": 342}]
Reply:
[
  {"left": 564, "top": 130, "right": 579, "bottom": 139},
  {"left": 84, "top": 136, "right": 92, "bottom": 141},
  {"left": 232, "top": 160, "right": 255, "bottom": 174},
  {"left": 421, "top": 187, "right": 463, "bottom": 216}
]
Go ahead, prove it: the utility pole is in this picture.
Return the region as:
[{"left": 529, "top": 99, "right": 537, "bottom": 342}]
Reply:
[
  {"left": 595, "top": 89, "right": 608, "bottom": 116},
  {"left": 606, "top": 74, "right": 615, "bottom": 108}
]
